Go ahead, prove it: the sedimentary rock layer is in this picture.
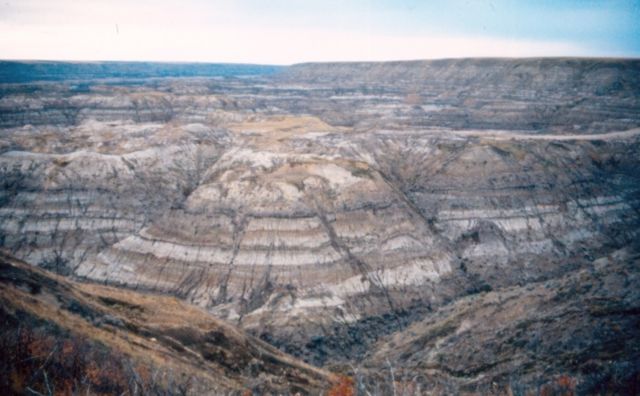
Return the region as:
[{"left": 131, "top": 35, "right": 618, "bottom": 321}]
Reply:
[{"left": 0, "top": 59, "right": 639, "bottom": 371}]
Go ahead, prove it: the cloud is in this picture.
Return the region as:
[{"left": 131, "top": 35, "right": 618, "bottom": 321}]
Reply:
[
  {"left": 0, "top": 0, "right": 632, "bottom": 63},
  {"left": 0, "top": 22, "right": 591, "bottom": 64}
]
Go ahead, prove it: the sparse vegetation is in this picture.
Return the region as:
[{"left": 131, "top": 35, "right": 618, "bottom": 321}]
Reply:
[
  {"left": 0, "top": 308, "right": 194, "bottom": 396},
  {"left": 38, "top": 250, "right": 71, "bottom": 276}
]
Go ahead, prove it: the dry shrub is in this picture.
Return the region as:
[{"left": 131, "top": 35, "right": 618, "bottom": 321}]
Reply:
[
  {"left": 0, "top": 312, "right": 193, "bottom": 396},
  {"left": 328, "top": 375, "right": 354, "bottom": 396},
  {"left": 538, "top": 374, "right": 577, "bottom": 396}
]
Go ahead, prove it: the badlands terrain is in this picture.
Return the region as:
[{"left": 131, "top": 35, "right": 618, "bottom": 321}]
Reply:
[{"left": 1, "top": 58, "right": 639, "bottom": 394}]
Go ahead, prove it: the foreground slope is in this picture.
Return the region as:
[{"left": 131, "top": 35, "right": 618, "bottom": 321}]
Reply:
[{"left": 0, "top": 251, "right": 335, "bottom": 395}]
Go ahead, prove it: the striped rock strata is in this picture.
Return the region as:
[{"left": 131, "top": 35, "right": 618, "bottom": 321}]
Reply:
[{"left": 0, "top": 59, "right": 639, "bottom": 365}]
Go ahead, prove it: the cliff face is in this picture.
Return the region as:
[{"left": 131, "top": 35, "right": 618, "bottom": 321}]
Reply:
[
  {"left": 283, "top": 58, "right": 640, "bottom": 132},
  {"left": 1, "top": 58, "right": 639, "bottom": 392}
]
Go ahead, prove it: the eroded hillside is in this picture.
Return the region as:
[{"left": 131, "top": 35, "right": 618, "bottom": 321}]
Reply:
[{"left": 1, "top": 58, "right": 639, "bottom": 394}]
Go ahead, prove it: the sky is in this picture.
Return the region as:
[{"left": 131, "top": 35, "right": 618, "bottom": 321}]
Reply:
[{"left": 0, "top": 0, "right": 639, "bottom": 64}]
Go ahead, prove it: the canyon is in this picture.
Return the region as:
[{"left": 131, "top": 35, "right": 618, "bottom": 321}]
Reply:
[{"left": 1, "top": 58, "right": 639, "bottom": 394}]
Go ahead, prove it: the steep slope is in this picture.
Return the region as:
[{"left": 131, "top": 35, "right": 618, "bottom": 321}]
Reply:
[
  {"left": 360, "top": 248, "right": 640, "bottom": 395},
  {"left": 0, "top": 251, "right": 336, "bottom": 395}
]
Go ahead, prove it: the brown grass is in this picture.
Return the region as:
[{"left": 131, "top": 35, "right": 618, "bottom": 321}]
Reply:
[{"left": 0, "top": 251, "right": 336, "bottom": 394}]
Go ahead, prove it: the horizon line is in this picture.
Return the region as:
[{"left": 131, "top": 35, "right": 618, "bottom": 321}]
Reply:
[{"left": 2, "top": 55, "right": 640, "bottom": 67}]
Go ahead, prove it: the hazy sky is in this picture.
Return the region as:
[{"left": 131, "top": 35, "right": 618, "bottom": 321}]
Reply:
[{"left": 1, "top": 0, "right": 639, "bottom": 64}]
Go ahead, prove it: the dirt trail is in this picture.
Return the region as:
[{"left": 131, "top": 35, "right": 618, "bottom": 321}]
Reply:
[{"left": 450, "top": 127, "right": 640, "bottom": 141}]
